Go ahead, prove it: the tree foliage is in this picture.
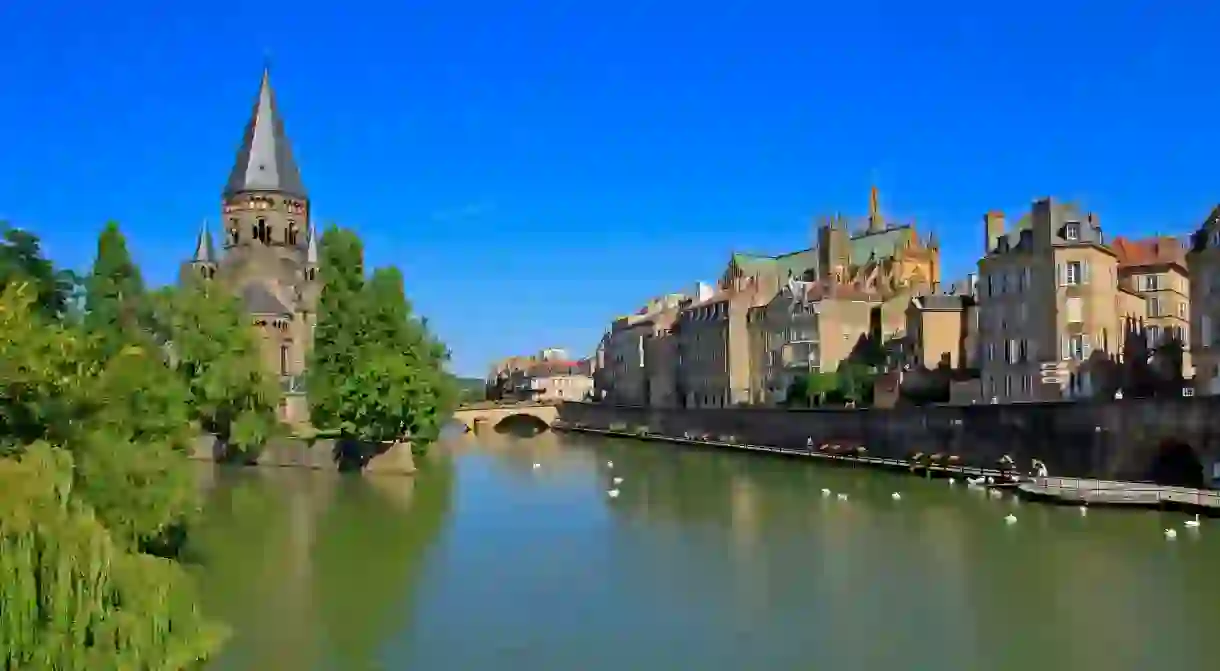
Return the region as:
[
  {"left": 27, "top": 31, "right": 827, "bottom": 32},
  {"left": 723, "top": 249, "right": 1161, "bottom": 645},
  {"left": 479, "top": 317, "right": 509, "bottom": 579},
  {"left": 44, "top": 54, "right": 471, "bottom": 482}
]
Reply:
[
  {"left": 0, "top": 444, "right": 227, "bottom": 669},
  {"left": 82, "top": 222, "right": 153, "bottom": 358},
  {"left": 308, "top": 226, "right": 455, "bottom": 454},
  {"left": 0, "top": 280, "right": 222, "bottom": 667},
  {"left": 0, "top": 222, "right": 78, "bottom": 321},
  {"left": 154, "top": 278, "right": 282, "bottom": 456}
]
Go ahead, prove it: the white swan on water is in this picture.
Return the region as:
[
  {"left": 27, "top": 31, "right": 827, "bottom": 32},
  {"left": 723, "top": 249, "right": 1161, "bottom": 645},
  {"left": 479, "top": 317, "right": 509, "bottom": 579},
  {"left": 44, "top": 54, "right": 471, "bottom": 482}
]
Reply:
[
  {"left": 612, "top": 476, "right": 624, "bottom": 485},
  {"left": 607, "top": 461, "right": 614, "bottom": 469},
  {"left": 891, "top": 492, "right": 902, "bottom": 501},
  {"left": 1185, "top": 514, "right": 1201, "bottom": 529},
  {"left": 607, "top": 488, "right": 620, "bottom": 499},
  {"left": 1165, "top": 528, "right": 1178, "bottom": 539},
  {"left": 1079, "top": 506, "right": 1088, "bottom": 516},
  {"left": 821, "top": 488, "right": 832, "bottom": 497},
  {"left": 948, "top": 477, "right": 956, "bottom": 486},
  {"left": 836, "top": 493, "right": 849, "bottom": 501},
  {"left": 1004, "top": 514, "right": 1017, "bottom": 525},
  {"left": 532, "top": 463, "right": 541, "bottom": 470}
]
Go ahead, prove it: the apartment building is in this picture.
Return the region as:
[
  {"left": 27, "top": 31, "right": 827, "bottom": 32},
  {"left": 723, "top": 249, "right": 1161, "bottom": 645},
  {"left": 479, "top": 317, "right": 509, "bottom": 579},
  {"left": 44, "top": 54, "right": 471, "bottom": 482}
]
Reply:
[
  {"left": 595, "top": 293, "right": 689, "bottom": 405},
  {"left": 1113, "top": 236, "right": 1191, "bottom": 375},
  {"left": 642, "top": 308, "right": 681, "bottom": 407},
  {"left": 1188, "top": 205, "right": 1220, "bottom": 394},
  {"left": 976, "top": 198, "right": 1145, "bottom": 403},
  {"left": 746, "top": 280, "right": 883, "bottom": 404},
  {"left": 521, "top": 359, "right": 594, "bottom": 402}
]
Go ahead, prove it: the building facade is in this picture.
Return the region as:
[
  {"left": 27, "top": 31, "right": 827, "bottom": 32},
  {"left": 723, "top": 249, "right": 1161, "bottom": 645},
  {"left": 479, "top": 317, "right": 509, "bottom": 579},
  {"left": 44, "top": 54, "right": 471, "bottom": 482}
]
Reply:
[
  {"left": 180, "top": 68, "right": 318, "bottom": 424},
  {"left": 1188, "top": 206, "right": 1220, "bottom": 394},
  {"left": 975, "top": 198, "right": 1146, "bottom": 404}
]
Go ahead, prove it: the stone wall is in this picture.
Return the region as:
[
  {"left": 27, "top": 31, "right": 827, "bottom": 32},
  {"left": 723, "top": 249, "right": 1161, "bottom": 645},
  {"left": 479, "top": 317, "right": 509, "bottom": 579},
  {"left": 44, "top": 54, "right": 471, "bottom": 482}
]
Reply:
[
  {"left": 557, "top": 399, "right": 1220, "bottom": 483},
  {"left": 190, "top": 434, "right": 415, "bottom": 475}
]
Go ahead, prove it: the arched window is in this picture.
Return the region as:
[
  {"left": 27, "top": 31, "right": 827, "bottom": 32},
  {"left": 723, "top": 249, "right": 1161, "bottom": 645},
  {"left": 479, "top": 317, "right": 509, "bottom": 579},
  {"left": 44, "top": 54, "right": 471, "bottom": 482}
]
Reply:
[
  {"left": 279, "top": 344, "right": 289, "bottom": 375},
  {"left": 228, "top": 218, "right": 239, "bottom": 245},
  {"left": 287, "top": 221, "right": 298, "bottom": 246},
  {"left": 256, "top": 218, "right": 268, "bottom": 244},
  {"left": 305, "top": 267, "right": 316, "bottom": 282}
]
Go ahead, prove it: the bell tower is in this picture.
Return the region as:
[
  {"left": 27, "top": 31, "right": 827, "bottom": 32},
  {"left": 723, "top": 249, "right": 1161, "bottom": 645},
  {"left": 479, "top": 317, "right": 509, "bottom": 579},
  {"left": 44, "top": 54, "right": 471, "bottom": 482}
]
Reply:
[
  {"left": 218, "top": 66, "right": 309, "bottom": 287},
  {"left": 180, "top": 221, "right": 218, "bottom": 284}
]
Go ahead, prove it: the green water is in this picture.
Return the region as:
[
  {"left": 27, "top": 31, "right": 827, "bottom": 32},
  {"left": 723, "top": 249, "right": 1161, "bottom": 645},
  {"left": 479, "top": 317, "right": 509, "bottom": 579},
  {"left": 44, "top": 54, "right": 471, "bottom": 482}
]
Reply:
[{"left": 193, "top": 431, "right": 1220, "bottom": 670}]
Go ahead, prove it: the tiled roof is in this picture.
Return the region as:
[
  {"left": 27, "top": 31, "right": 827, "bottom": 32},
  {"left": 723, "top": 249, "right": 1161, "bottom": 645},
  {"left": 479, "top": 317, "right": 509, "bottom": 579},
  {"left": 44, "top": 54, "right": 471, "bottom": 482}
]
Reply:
[
  {"left": 1112, "top": 235, "right": 1186, "bottom": 269},
  {"left": 241, "top": 283, "right": 292, "bottom": 315}
]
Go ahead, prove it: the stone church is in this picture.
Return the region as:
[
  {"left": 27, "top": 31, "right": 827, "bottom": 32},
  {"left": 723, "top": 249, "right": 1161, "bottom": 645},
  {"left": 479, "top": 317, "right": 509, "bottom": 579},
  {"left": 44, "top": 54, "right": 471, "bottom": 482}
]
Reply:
[{"left": 180, "top": 68, "right": 318, "bottom": 423}]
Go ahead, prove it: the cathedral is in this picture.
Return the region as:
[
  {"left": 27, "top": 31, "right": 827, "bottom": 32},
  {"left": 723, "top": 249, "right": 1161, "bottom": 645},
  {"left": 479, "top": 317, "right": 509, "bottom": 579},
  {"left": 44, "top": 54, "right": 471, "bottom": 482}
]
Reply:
[{"left": 180, "top": 68, "right": 318, "bottom": 422}]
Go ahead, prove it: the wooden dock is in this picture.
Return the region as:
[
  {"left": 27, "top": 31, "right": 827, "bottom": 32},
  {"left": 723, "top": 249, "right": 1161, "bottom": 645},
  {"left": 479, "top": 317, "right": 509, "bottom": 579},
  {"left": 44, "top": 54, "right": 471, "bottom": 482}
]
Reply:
[{"left": 1018, "top": 477, "right": 1220, "bottom": 512}]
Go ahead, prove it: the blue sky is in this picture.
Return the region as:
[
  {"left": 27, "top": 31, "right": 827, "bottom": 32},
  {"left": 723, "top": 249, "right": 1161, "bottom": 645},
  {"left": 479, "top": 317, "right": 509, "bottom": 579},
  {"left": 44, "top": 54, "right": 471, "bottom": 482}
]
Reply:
[{"left": 2, "top": 1, "right": 1218, "bottom": 377}]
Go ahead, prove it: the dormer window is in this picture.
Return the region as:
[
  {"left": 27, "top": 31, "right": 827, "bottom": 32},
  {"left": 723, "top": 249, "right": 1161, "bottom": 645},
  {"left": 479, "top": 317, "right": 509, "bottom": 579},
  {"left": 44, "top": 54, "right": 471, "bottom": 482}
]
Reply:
[{"left": 1065, "top": 222, "right": 1081, "bottom": 241}]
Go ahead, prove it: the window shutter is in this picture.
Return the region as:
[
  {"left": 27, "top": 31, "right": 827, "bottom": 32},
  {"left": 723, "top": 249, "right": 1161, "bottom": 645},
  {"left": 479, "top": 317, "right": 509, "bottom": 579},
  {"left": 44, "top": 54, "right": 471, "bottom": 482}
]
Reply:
[
  {"left": 1082, "top": 261, "right": 1091, "bottom": 284},
  {"left": 1056, "top": 263, "right": 1064, "bottom": 287},
  {"left": 1082, "top": 334, "right": 1092, "bottom": 359},
  {"left": 1060, "top": 335, "right": 1069, "bottom": 360}
]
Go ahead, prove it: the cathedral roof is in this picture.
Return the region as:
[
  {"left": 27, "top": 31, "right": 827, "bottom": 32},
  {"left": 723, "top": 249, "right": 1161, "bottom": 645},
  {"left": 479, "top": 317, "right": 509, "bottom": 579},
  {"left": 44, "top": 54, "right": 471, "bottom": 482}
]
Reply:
[
  {"left": 241, "top": 283, "right": 292, "bottom": 316},
  {"left": 224, "top": 68, "right": 307, "bottom": 200}
]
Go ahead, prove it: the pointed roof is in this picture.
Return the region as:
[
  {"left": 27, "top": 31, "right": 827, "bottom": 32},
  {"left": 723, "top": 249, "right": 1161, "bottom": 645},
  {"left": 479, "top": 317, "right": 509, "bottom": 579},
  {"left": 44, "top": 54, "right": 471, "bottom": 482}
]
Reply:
[
  {"left": 306, "top": 219, "right": 319, "bottom": 265},
  {"left": 241, "top": 283, "right": 292, "bottom": 315},
  {"left": 224, "top": 67, "right": 307, "bottom": 200},
  {"left": 191, "top": 221, "right": 216, "bottom": 263}
]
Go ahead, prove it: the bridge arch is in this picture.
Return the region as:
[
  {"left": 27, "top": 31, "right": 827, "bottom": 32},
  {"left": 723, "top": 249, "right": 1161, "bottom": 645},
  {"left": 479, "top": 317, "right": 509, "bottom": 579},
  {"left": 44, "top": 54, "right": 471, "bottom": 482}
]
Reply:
[
  {"left": 1145, "top": 438, "right": 1204, "bottom": 488},
  {"left": 494, "top": 413, "right": 550, "bottom": 435}
]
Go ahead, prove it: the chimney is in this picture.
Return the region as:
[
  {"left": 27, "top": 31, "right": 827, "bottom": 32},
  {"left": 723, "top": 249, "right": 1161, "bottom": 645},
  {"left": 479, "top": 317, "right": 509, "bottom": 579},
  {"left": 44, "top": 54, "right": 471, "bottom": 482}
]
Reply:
[{"left": 984, "top": 211, "right": 1006, "bottom": 256}]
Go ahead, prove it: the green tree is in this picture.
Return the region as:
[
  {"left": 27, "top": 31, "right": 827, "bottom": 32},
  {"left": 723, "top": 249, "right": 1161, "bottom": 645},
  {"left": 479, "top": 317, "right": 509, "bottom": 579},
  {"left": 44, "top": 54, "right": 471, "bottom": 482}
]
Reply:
[
  {"left": 0, "top": 283, "right": 222, "bottom": 668},
  {"left": 82, "top": 222, "right": 152, "bottom": 357},
  {"left": 308, "top": 228, "right": 454, "bottom": 455},
  {"left": 155, "top": 279, "right": 282, "bottom": 457},
  {"left": 308, "top": 225, "right": 366, "bottom": 431},
  {"left": 0, "top": 223, "right": 78, "bottom": 320},
  {"left": 0, "top": 444, "right": 227, "bottom": 669},
  {"left": 836, "top": 362, "right": 876, "bottom": 406}
]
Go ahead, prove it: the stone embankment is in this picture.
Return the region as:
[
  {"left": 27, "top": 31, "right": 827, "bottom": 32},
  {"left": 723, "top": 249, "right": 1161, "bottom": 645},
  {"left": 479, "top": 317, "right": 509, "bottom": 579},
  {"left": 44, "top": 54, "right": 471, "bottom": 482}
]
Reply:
[
  {"left": 555, "top": 399, "right": 1220, "bottom": 486},
  {"left": 190, "top": 434, "right": 416, "bottom": 475}
]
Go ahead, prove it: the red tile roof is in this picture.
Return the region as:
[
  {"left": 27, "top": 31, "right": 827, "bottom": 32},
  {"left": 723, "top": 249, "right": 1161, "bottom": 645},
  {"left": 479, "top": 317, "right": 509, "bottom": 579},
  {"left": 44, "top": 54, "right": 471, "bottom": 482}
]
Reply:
[{"left": 1112, "top": 235, "right": 1186, "bottom": 269}]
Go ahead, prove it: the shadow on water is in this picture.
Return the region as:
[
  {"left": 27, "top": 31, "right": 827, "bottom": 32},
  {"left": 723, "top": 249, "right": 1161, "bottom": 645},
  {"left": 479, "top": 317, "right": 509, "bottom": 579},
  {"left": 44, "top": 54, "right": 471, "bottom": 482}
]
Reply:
[{"left": 189, "top": 455, "right": 455, "bottom": 671}]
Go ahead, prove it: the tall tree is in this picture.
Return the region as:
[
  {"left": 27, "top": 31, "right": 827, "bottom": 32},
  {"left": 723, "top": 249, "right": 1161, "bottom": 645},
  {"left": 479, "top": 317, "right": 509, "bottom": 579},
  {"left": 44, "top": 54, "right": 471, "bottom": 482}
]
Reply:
[
  {"left": 83, "top": 222, "right": 150, "bottom": 356},
  {"left": 307, "top": 225, "right": 367, "bottom": 431},
  {"left": 155, "top": 279, "right": 282, "bottom": 456},
  {"left": 0, "top": 222, "right": 77, "bottom": 320}
]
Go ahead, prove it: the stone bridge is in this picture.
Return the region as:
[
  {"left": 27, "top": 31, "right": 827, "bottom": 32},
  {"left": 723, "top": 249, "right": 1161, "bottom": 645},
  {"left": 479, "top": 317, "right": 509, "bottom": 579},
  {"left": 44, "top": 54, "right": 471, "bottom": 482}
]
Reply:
[{"left": 452, "top": 402, "right": 560, "bottom": 432}]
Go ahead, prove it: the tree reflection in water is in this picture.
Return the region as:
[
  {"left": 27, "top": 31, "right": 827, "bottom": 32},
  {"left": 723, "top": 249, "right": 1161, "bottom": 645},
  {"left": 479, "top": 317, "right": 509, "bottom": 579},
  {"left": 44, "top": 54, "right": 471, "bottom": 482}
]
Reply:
[{"left": 189, "top": 456, "right": 454, "bottom": 670}]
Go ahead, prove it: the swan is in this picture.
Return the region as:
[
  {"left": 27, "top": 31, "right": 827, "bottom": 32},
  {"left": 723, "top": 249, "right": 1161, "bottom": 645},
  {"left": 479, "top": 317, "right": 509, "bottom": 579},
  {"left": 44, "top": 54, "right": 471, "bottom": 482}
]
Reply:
[
  {"left": 612, "top": 476, "right": 624, "bottom": 485},
  {"left": 948, "top": 477, "right": 956, "bottom": 486},
  {"left": 532, "top": 463, "right": 541, "bottom": 469},
  {"left": 607, "top": 488, "right": 620, "bottom": 498},
  {"left": 837, "top": 493, "right": 849, "bottom": 501},
  {"left": 607, "top": 461, "right": 614, "bottom": 469},
  {"left": 891, "top": 492, "right": 902, "bottom": 501},
  {"left": 1079, "top": 506, "right": 1087, "bottom": 516},
  {"left": 1004, "top": 514, "right": 1017, "bottom": 525},
  {"left": 821, "top": 488, "right": 831, "bottom": 497},
  {"left": 1165, "top": 528, "right": 1178, "bottom": 539},
  {"left": 966, "top": 476, "right": 985, "bottom": 486},
  {"left": 1185, "top": 514, "right": 1201, "bottom": 529},
  {"left": 986, "top": 476, "right": 994, "bottom": 485}
]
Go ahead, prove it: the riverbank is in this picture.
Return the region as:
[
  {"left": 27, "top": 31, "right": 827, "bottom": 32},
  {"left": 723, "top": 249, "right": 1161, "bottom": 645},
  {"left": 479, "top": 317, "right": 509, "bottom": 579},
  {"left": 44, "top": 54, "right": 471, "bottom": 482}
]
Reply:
[{"left": 556, "top": 425, "right": 1220, "bottom": 514}]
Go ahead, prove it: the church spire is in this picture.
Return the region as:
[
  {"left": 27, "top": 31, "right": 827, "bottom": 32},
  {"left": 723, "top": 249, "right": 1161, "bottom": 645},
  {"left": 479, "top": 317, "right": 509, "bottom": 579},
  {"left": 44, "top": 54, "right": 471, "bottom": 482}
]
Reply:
[
  {"left": 867, "top": 185, "right": 885, "bottom": 233},
  {"left": 306, "top": 218, "right": 319, "bottom": 265},
  {"left": 224, "top": 66, "right": 307, "bottom": 200},
  {"left": 192, "top": 220, "right": 216, "bottom": 263}
]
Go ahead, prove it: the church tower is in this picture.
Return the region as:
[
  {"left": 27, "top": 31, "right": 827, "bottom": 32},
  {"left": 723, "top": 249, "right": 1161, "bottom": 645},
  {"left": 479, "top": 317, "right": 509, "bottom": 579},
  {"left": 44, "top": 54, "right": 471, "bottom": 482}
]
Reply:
[{"left": 183, "top": 66, "right": 318, "bottom": 421}]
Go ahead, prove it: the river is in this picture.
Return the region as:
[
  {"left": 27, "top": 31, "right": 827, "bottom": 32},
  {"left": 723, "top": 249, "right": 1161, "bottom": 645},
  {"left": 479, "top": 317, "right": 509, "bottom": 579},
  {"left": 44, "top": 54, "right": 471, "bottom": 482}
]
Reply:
[{"left": 192, "top": 430, "right": 1220, "bottom": 670}]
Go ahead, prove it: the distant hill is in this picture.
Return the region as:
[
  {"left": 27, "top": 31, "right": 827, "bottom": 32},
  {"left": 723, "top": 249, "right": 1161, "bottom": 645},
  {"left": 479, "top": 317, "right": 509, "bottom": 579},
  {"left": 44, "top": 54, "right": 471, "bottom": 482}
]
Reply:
[{"left": 454, "top": 376, "right": 485, "bottom": 403}]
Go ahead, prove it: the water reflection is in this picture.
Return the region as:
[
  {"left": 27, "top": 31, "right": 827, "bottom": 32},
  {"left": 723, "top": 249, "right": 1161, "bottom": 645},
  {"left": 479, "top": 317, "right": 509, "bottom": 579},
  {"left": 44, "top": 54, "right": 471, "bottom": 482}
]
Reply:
[
  {"left": 190, "top": 435, "right": 1220, "bottom": 671},
  {"left": 192, "top": 457, "right": 454, "bottom": 671}
]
